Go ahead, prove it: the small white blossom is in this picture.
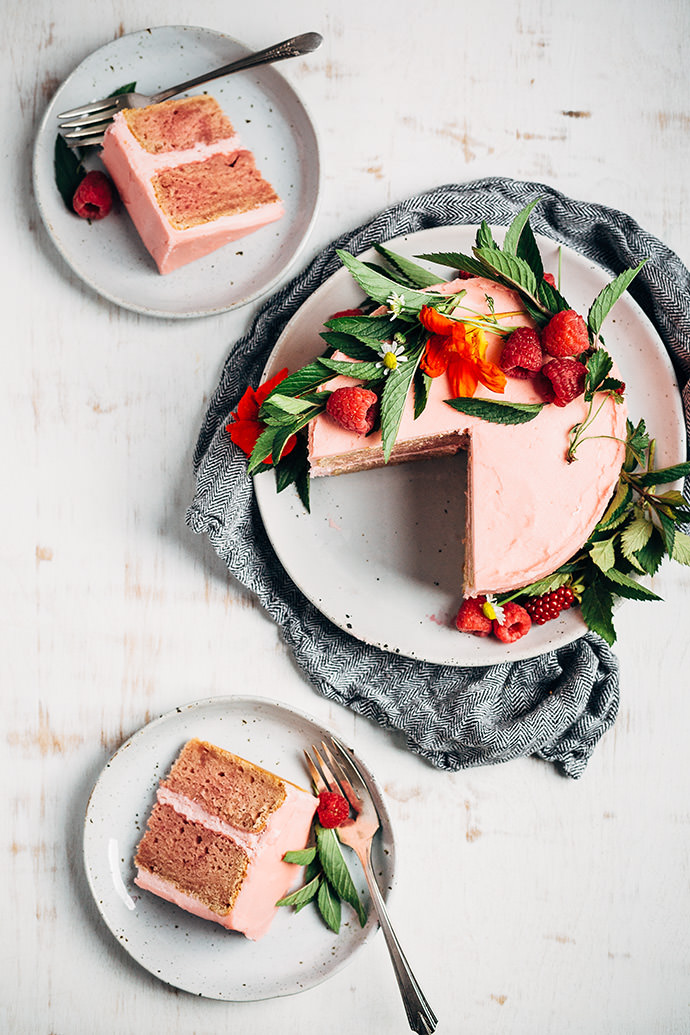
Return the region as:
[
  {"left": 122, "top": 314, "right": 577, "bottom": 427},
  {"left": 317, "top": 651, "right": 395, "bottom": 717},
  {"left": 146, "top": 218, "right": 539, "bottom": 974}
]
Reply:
[
  {"left": 375, "top": 340, "right": 408, "bottom": 374},
  {"left": 386, "top": 291, "right": 407, "bottom": 319},
  {"left": 482, "top": 594, "right": 505, "bottom": 624}
]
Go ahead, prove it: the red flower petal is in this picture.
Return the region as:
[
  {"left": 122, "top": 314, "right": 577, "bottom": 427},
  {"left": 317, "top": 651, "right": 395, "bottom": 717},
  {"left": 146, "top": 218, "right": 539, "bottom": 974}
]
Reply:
[
  {"left": 447, "top": 355, "right": 479, "bottom": 398},
  {"left": 420, "top": 334, "right": 452, "bottom": 378}
]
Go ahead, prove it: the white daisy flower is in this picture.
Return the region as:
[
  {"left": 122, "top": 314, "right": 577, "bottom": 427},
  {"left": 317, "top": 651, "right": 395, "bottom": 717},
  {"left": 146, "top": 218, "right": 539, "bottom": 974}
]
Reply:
[
  {"left": 386, "top": 291, "right": 407, "bottom": 319},
  {"left": 481, "top": 594, "right": 505, "bottom": 624},
  {"left": 375, "top": 340, "right": 408, "bottom": 374}
]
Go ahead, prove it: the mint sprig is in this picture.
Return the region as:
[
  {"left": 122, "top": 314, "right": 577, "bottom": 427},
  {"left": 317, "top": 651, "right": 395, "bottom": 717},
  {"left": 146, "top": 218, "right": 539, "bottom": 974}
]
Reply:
[{"left": 278, "top": 823, "right": 367, "bottom": 933}]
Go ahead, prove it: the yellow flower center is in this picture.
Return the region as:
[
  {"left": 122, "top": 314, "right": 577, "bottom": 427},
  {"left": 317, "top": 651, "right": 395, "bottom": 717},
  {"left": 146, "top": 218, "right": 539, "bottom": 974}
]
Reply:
[
  {"left": 383, "top": 351, "right": 398, "bottom": 370},
  {"left": 482, "top": 600, "right": 497, "bottom": 620}
]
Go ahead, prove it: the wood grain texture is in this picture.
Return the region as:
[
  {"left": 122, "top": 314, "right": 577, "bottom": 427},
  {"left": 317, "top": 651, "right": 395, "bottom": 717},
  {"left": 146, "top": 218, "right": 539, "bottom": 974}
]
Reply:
[{"left": 3, "top": 0, "right": 689, "bottom": 1032}]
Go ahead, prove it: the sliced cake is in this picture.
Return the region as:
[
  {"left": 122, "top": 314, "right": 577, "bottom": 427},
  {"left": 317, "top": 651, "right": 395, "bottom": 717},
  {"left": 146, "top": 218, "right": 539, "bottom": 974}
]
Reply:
[
  {"left": 134, "top": 738, "right": 317, "bottom": 940},
  {"left": 101, "top": 95, "right": 284, "bottom": 273}
]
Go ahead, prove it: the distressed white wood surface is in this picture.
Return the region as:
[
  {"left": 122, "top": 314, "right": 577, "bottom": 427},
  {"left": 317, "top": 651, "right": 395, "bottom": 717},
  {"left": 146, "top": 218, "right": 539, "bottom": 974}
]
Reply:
[{"left": 3, "top": 1, "right": 690, "bottom": 1032}]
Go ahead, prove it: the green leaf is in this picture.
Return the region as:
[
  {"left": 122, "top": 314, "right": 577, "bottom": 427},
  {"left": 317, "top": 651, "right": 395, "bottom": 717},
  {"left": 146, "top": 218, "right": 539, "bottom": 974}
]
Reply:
[
  {"left": 587, "top": 261, "right": 647, "bottom": 338},
  {"left": 502, "top": 198, "right": 542, "bottom": 257},
  {"left": 374, "top": 244, "right": 444, "bottom": 288},
  {"left": 635, "top": 527, "right": 666, "bottom": 575},
  {"left": 414, "top": 251, "right": 489, "bottom": 279},
  {"left": 671, "top": 529, "right": 690, "bottom": 565},
  {"left": 316, "top": 826, "right": 367, "bottom": 927},
  {"left": 589, "top": 536, "right": 617, "bottom": 572},
  {"left": 636, "top": 463, "right": 690, "bottom": 488},
  {"left": 324, "top": 314, "right": 393, "bottom": 341},
  {"left": 472, "top": 247, "right": 539, "bottom": 299},
  {"left": 54, "top": 134, "right": 85, "bottom": 211},
  {"left": 261, "top": 394, "right": 317, "bottom": 424},
  {"left": 511, "top": 571, "right": 571, "bottom": 599},
  {"left": 336, "top": 250, "right": 444, "bottom": 311},
  {"left": 657, "top": 509, "right": 676, "bottom": 556},
  {"left": 444, "top": 397, "right": 544, "bottom": 425},
  {"left": 268, "top": 361, "right": 334, "bottom": 400},
  {"left": 537, "top": 277, "right": 570, "bottom": 314},
  {"left": 476, "top": 221, "right": 496, "bottom": 249},
  {"left": 413, "top": 369, "right": 432, "bottom": 419},
  {"left": 317, "top": 878, "right": 342, "bottom": 933},
  {"left": 283, "top": 847, "right": 317, "bottom": 865},
  {"left": 247, "top": 425, "right": 280, "bottom": 473},
  {"left": 580, "top": 573, "right": 616, "bottom": 644},
  {"left": 620, "top": 513, "right": 653, "bottom": 560},
  {"left": 380, "top": 344, "right": 423, "bottom": 461},
  {"left": 516, "top": 219, "right": 545, "bottom": 283},
  {"left": 320, "top": 332, "right": 380, "bottom": 360},
  {"left": 584, "top": 349, "right": 613, "bottom": 401},
  {"left": 276, "top": 874, "right": 321, "bottom": 909},
  {"left": 602, "top": 567, "right": 662, "bottom": 601},
  {"left": 319, "top": 357, "right": 385, "bottom": 381},
  {"left": 598, "top": 480, "right": 633, "bottom": 528}
]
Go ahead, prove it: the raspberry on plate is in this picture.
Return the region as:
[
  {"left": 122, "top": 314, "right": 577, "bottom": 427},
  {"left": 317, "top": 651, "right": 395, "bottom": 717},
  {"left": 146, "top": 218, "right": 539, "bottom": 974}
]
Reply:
[
  {"left": 492, "top": 602, "right": 532, "bottom": 643},
  {"left": 317, "top": 790, "right": 349, "bottom": 828},
  {"left": 524, "top": 586, "right": 576, "bottom": 624},
  {"left": 326, "top": 386, "right": 378, "bottom": 434},
  {"left": 500, "top": 327, "right": 543, "bottom": 379},
  {"left": 541, "top": 309, "right": 589, "bottom": 357},
  {"left": 72, "top": 170, "right": 114, "bottom": 220},
  {"left": 540, "top": 358, "right": 587, "bottom": 407},
  {"left": 455, "top": 596, "right": 492, "bottom": 636}
]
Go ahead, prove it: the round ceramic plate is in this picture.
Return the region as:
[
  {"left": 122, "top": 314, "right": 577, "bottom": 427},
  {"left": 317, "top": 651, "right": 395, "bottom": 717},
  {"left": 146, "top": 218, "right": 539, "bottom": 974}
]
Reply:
[
  {"left": 33, "top": 26, "right": 321, "bottom": 318},
  {"left": 255, "top": 226, "right": 686, "bottom": 666},
  {"left": 83, "top": 696, "right": 395, "bottom": 1000}
]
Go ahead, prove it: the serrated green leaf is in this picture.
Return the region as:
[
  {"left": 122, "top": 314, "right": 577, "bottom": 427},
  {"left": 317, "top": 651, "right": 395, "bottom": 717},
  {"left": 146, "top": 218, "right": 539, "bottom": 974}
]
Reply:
[
  {"left": 413, "top": 369, "right": 432, "bottom": 419},
  {"left": 444, "top": 397, "right": 543, "bottom": 425},
  {"left": 515, "top": 219, "right": 545, "bottom": 283},
  {"left": 598, "top": 480, "right": 633, "bottom": 528},
  {"left": 268, "top": 361, "right": 334, "bottom": 400},
  {"left": 374, "top": 244, "right": 443, "bottom": 288},
  {"left": 634, "top": 527, "right": 666, "bottom": 575},
  {"left": 587, "top": 261, "right": 647, "bottom": 338},
  {"left": 476, "top": 221, "right": 496, "bottom": 249},
  {"left": 657, "top": 509, "right": 676, "bottom": 556},
  {"left": 472, "top": 247, "right": 539, "bottom": 299},
  {"left": 502, "top": 198, "right": 542, "bottom": 257},
  {"left": 283, "top": 847, "right": 317, "bottom": 865},
  {"left": 336, "top": 250, "right": 444, "bottom": 311},
  {"left": 602, "top": 567, "right": 662, "bottom": 601},
  {"left": 324, "top": 314, "right": 394, "bottom": 340},
  {"left": 584, "top": 349, "right": 613, "bottom": 400},
  {"left": 380, "top": 345, "right": 423, "bottom": 461},
  {"left": 636, "top": 463, "right": 690, "bottom": 488},
  {"left": 671, "top": 529, "right": 690, "bottom": 565},
  {"left": 320, "top": 331, "right": 380, "bottom": 360},
  {"left": 319, "top": 357, "right": 385, "bottom": 381},
  {"left": 414, "top": 251, "right": 489, "bottom": 278},
  {"left": 247, "top": 425, "right": 280, "bottom": 473},
  {"left": 512, "top": 571, "right": 571, "bottom": 599},
  {"left": 655, "top": 489, "right": 688, "bottom": 508},
  {"left": 580, "top": 574, "right": 616, "bottom": 644},
  {"left": 620, "top": 513, "right": 653, "bottom": 560},
  {"left": 537, "top": 277, "right": 570, "bottom": 314},
  {"left": 589, "top": 535, "right": 617, "bottom": 572},
  {"left": 316, "top": 826, "right": 367, "bottom": 927},
  {"left": 276, "top": 874, "right": 321, "bottom": 909},
  {"left": 274, "top": 435, "right": 310, "bottom": 497},
  {"left": 317, "top": 878, "right": 342, "bottom": 933}
]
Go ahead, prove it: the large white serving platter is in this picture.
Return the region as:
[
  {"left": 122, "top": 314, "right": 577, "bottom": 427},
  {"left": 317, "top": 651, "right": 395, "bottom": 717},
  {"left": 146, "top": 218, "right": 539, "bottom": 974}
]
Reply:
[
  {"left": 33, "top": 26, "right": 321, "bottom": 318},
  {"left": 255, "top": 226, "right": 686, "bottom": 666},
  {"left": 83, "top": 696, "right": 395, "bottom": 1000}
]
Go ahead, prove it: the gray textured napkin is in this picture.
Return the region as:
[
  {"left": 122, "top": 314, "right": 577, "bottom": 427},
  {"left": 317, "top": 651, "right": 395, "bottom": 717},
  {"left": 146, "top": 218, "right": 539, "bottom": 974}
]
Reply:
[{"left": 186, "top": 177, "right": 690, "bottom": 778}]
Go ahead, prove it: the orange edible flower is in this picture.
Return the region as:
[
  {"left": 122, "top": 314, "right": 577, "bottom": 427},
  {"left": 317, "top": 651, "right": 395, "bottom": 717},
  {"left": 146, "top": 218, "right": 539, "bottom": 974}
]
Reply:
[
  {"left": 418, "top": 306, "right": 506, "bottom": 398},
  {"left": 226, "top": 368, "right": 296, "bottom": 461}
]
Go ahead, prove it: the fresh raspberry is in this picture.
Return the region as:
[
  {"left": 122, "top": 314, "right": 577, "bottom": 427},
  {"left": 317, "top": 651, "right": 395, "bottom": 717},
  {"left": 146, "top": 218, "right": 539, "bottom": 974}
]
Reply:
[
  {"left": 543, "top": 272, "right": 557, "bottom": 288},
  {"left": 317, "top": 790, "right": 349, "bottom": 828},
  {"left": 524, "top": 586, "right": 576, "bottom": 625},
  {"left": 540, "top": 358, "right": 587, "bottom": 407},
  {"left": 455, "top": 596, "right": 492, "bottom": 636},
  {"left": 72, "top": 170, "right": 114, "bottom": 220},
  {"left": 500, "top": 327, "right": 543, "bottom": 379},
  {"left": 326, "top": 386, "right": 378, "bottom": 434},
  {"left": 330, "top": 308, "right": 364, "bottom": 319},
  {"left": 492, "top": 602, "right": 532, "bottom": 643},
  {"left": 541, "top": 309, "right": 589, "bottom": 357}
]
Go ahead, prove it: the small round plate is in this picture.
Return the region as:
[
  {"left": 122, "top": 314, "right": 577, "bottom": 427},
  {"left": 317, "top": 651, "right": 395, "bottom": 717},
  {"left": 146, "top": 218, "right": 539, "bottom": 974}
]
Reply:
[
  {"left": 83, "top": 696, "right": 395, "bottom": 1000},
  {"left": 255, "top": 226, "right": 686, "bottom": 666},
  {"left": 33, "top": 26, "right": 321, "bottom": 318}
]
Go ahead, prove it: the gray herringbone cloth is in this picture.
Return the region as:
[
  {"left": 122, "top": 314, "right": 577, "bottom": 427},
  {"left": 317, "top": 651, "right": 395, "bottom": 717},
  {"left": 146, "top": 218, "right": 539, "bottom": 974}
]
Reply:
[{"left": 186, "top": 177, "right": 690, "bottom": 778}]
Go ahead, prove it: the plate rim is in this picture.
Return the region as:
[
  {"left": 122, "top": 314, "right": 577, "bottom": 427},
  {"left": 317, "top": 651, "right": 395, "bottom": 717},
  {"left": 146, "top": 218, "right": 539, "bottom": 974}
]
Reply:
[
  {"left": 32, "top": 24, "right": 322, "bottom": 319},
  {"left": 83, "top": 693, "right": 396, "bottom": 1001},
  {"left": 255, "top": 223, "right": 687, "bottom": 666}
]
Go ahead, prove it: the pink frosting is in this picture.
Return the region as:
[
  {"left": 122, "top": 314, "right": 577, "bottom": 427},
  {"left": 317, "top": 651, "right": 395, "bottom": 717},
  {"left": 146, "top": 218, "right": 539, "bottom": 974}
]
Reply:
[
  {"left": 134, "top": 781, "right": 317, "bottom": 940},
  {"left": 101, "top": 111, "right": 284, "bottom": 274},
  {"left": 309, "top": 279, "right": 627, "bottom": 594}
]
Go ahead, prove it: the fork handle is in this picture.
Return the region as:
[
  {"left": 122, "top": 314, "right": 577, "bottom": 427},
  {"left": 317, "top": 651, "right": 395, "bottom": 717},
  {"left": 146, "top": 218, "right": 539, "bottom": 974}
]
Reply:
[
  {"left": 358, "top": 844, "right": 437, "bottom": 1034},
  {"left": 150, "top": 32, "right": 323, "bottom": 104}
]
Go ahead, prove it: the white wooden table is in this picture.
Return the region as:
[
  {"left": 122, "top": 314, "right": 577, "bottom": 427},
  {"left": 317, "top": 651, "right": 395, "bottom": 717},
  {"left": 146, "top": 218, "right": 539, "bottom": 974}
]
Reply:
[{"left": 4, "top": 1, "right": 690, "bottom": 1032}]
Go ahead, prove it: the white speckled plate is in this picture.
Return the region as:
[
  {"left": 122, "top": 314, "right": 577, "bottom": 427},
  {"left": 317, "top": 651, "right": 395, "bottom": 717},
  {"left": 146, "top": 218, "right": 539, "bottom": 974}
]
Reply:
[
  {"left": 255, "top": 226, "right": 686, "bottom": 665},
  {"left": 33, "top": 26, "right": 320, "bottom": 318},
  {"left": 83, "top": 696, "right": 395, "bottom": 1000}
]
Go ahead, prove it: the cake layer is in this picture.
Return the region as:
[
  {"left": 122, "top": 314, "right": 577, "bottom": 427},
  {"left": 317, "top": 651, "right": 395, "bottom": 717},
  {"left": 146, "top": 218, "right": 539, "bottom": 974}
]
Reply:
[
  {"left": 101, "top": 95, "right": 284, "bottom": 273},
  {"left": 134, "top": 740, "right": 317, "bottom": 939},
  {"left": 308, "top": 278, "right": 627, "bottom": 595}
]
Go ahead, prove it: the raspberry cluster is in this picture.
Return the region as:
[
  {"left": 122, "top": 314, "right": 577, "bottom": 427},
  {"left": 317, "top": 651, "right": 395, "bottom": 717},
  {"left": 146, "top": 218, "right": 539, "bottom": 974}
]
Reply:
[
  {"left": 524, "top": 586, "right": 576, "bottom": 624},
  {"left": 455, "top": 596, "right": 532, "bottom": 643}
]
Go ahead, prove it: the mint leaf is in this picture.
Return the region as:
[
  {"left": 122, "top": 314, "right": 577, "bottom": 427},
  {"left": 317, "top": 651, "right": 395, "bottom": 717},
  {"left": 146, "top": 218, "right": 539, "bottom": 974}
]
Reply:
[
  {"left": 276, "top": 874, "right": 321, "bottom": 909},
  {"left": 414, "top": 251, "right": 489, "bottom": 279},
  {"left": 476, "top": 221, "right": 496, "bottom": 249},
  {"left": 54, "top": 134, "right": 85, "bottom": 210},
  {"left": 320, "top": 332, "right": 380, "bottom": 360},
  {"left": 502, "top": 198, "right": 542, "bottom": 257},
  {"left": 580, "top": 573, "right": 616, "bottom": 644},
  {"left": 602, "top": 567, "right": 662, "bottom": 601},
  {"left": 247, "top": 425, "right": 280, "bottom": 473},
  {"left": 283, "top": 847, "right": 317, "bottom": 865},
  {"left": 336, "top": 250, "right": 444, "bottom": 312},
  {"left": 316, "top": 826, "right": 367, "bottom": 927},
  {"left": 374, "top": 244, "right": 444, "bottom": 288},
  {"left": 317, "top": 878, "right": 342, "bottom": 933},
  {"left": 324, "top": 314, "right": 393, "bottom": 340},
  {"left": 472, "top": 247, "right": 539, "bottom": 299},
  {"left": 267, "top": 361, "right": 334, "bottom": 400},
  {"left": 319, "top": 357, "right": 384, "bottom": 381},
  {"left": 587, "top": 261, "right": 646, "bottom": 338},
  {"left": 380, "top": 344, "right": 423, "bottom": 461},
  {"left": 537, "top": 277, "right": 570, "bottom": 314},
  {"left": 413, "top": 369, "right": 431, "bottom": 419},
  {"left": 444, "top": 397, "right": 544, "bottom": 424},
  {"left": 584, "top": 349, "right": 613, "bottom": 401}
]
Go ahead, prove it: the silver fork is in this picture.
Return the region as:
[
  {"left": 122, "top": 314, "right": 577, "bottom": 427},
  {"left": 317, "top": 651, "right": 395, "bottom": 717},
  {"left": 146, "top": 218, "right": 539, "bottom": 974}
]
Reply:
[
  {"left": 57, "top": 31, "right": 322, "bottom": 148},
  {"left": 306, "top": 738, "right": 438, "bottom": 1035}
]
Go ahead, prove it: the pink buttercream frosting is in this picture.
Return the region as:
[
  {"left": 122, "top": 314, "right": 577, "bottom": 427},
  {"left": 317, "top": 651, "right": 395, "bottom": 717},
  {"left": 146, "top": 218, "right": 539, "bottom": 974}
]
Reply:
[
  {"left": 101, "top": 109, "right": 284, "bottom": 274},
  {"left": 308, "top": 278, "right": 627, "bottom": 594},
  {"left": 134, "top": 781, "right": 317, "bottom": 940}
]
